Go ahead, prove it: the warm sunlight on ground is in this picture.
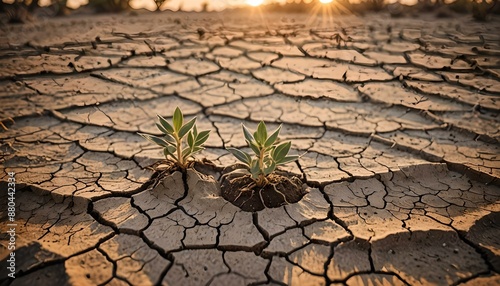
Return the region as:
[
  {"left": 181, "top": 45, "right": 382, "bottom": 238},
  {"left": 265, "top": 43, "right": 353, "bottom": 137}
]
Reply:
[{"left": 246, "top": 0, "right": 264, "bottom": 6}]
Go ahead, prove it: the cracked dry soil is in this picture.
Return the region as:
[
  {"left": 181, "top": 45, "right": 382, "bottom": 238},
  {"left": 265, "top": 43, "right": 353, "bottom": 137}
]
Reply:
[{"left": 0, "top": 11, "right": 499, "bottom": 286}]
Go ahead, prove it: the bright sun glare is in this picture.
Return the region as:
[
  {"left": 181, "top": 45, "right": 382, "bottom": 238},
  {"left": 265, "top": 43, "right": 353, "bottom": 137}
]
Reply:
[
  {"left": 246, "top": 0, "right": 264, "bottom": 7},
  {"left": 320, "top": 0, "right": 333, "bottom": 3}
]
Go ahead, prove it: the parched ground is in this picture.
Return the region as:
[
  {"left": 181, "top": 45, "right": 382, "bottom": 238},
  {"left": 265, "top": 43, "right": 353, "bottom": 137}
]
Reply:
[{"left": 0, "top": 11, "right": 499, "bottom": 286}]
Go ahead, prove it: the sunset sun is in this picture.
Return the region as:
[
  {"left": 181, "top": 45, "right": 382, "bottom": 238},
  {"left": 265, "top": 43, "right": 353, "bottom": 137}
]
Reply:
[
  {"left": 246, "top": 0, "right": 264, "bottom": 7},
  {"left": 320, "top": 0, "right": 333, "bottom": 3}
]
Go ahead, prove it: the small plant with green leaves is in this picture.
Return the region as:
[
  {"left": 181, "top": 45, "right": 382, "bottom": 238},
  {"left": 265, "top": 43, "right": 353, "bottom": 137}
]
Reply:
[
  {"left": 139, "top": 107, "right": 210, "bottom": 169},
  {"left": 227, "top": 121, "right": 299, "bottom": 187}
]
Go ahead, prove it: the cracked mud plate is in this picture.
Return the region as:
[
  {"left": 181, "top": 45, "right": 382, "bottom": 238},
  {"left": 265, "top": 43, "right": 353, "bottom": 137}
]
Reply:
[
  {"left": 1, "top": 11, "right": 500, "bottom": 286},
  {"left": 221, "top": 169, "right": 306, "bottom": 212}
]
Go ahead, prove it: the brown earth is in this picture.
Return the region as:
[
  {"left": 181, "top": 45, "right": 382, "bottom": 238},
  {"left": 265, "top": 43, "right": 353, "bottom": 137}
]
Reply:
[
  {"left": 221, "top": 172, "right": 306, "bottom": 212},
  {"left": 0, "top": 10, "right": 499, "bottom": 286}
]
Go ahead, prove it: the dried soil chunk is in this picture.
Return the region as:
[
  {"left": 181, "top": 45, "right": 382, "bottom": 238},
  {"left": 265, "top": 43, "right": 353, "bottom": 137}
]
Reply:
[{"left": 221, "top": 172, "right": 306, "bottom": 212}]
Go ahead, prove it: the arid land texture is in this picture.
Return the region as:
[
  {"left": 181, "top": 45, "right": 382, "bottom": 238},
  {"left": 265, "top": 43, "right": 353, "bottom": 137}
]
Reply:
[{"left": 0, "top": 11, "right": 499, "bottom": 286}]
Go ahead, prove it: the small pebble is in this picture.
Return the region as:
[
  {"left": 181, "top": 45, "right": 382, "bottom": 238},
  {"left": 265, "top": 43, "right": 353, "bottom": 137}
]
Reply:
[
  {"left": 388, "top": 249, "right": 395, "bottom": 254},
  {"left": 453, "top": 248, "right": 459, "bottom": 253},
  {"left": 442, "top": 243, "right": 447, "bottom": 247}
]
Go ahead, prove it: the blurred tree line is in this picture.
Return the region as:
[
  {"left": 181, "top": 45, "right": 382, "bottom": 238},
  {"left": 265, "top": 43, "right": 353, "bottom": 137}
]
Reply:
[
  {"left": 0, "top": 0, "right": 135, "bottom": 14},
  {"left": 0, "top": 0, "right": 498, "bottom": 22}
]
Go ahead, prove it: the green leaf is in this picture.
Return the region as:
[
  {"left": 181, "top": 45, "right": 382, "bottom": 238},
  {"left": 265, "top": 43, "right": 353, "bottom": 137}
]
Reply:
[
  {"left": 264, "top": 156, "right": 273, "bottom": 164},
  {"left": 189, "top": 146, "right": 205, "bottom": 156},
  {"left": 157, "top": 115, "right": 174, "bottom": 133},
  {"left": 242, "top": 124, "right": 254, "bottom": 143},
  {"left": 248, "top": 140, "right": 261, "bottom": 156},
  {"left": 164, "top": 146, "right": 177, "bottom": 160},
  {"left": 263, "top": 160, "right": 276, "bottom": 175},
  {"left": 193, "top": 124, "right": 198, "bottom": 138},
  {"left": 182, "top": 146, "right": 192, "bottom": 158},
  {"left": 190, "top": 146, "right": 204, "bottom": 155},
  {"left": 255, "top": 121, "right": 267, "bottom": 145},
  {"left": 139, "top": 133, "right": 169, "bottom": 147},
  {"left": 187, "top": 131, "right": 194, "bottom": 148},
  {"left": 253, "top": 131, "right": 259, "bottom": 145},
  {"left": 173, "top": 107, "right": 183, "bottom": 132},
  {"left": 155, "top": 123, "right": 170, "bottom": 135},
  {"left": 195, "top": 130, "right": 210, "bottom": 146},
  {"left": 265, "top": 125, "right": 281, "bottom": 147},
  {"left": 227, "top": 148, "right": 251, "bottom": 166},
  {"left": 250, "top": 159, "right": 261, "bottom": 179},
  {"left": 163, "top": 133, "right": 176, "bottom": 145},
  {"left": 268, "top": 145, "right": 276, "bottom": 154},
  {"left": 272, "top": 141, "right": 291, "bottom": 162},
  {"left": 178, "top": 117, "right": 196, "bottom": 138},
  {"left": 276, "top": 155, "right": 299, "bottom": 165}
]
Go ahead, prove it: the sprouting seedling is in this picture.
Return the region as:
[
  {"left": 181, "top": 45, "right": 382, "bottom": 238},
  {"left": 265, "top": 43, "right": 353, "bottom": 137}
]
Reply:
[
  {"left": 138, "top": 107, "right": 210, "bottom": 169},
  {"left": 227, "top": 121, "right": 299, "bottom": 187}
]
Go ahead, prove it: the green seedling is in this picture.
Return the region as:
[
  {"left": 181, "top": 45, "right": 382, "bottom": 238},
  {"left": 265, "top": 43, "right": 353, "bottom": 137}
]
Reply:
[
  {"left": 139, "top": 107, "right": 210, "bottom": 169},
  {"left": 227, "top": 121, "right": 299, "bottom": 187}
]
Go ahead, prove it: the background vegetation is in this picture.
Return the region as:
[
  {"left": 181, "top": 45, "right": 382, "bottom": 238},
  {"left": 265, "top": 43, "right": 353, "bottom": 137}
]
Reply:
[{"left": 1, "top": 0, "right": 498, "bottom": 22}]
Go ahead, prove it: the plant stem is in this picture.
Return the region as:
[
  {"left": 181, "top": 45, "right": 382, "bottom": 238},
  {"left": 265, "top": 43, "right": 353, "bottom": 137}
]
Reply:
[
  {"left": 257, "top": 174, "right": 266, "bottom": 187},
  {"left": 175, "top": 134, "right": 184, "bottom": 168},
  {"left": 258, "top": 147, "right": 264, "bottom": 172},
  {"left": 257, "top": 147, "right": 266, "bottom": 187}
]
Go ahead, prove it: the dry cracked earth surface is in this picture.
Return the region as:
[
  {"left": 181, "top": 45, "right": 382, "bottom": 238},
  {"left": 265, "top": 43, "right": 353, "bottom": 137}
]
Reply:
[{"left": 0, "top": 11, "right": 499, "bottom": 286}]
